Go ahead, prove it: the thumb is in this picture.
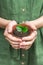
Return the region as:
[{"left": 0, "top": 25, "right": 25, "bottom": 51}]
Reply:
[
  {"left": 7, "top": 21, "right": 17, "bottom": 33},
  {"left": 7, "top": 24, "right": 13, "bottom": 33}
]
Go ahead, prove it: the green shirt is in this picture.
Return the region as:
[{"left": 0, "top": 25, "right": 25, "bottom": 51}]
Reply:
[{"left": 0, "top": 0, "right": 43, "bottom": 65}]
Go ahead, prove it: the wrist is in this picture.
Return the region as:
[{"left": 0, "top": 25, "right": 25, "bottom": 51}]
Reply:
[
  {"left": 4, "top": 20, "right": 11, "bottom": 27},
  {"left": 0, "top": 18, "right": 11, "bottom": 28},
  {"left": 31, "top": 16, "right": 43, "bottom": 29}
]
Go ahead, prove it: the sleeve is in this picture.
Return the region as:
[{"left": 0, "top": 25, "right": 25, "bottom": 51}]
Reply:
[
  {"left": 40, "top": 3, "right": 43, "bottom": 16},
  {"left": 39, "top": 3, "right": 43, "bottom": 36}
]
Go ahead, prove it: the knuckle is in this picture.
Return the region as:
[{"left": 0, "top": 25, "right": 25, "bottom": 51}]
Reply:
[
  {"left": 5, "top": 37, "right": 7, "bottom": 40},
  {"left": 34, "top": 31, "right": 37, "bottom": 36},
  {"left": 36, "top": 32, "right": 37, "bottom": 35},
  {"left": 36, "top": 32, "right": 37, "bottom": 36},
  {"left": 11, "top": 45, "right": 17, "bottom": 49},
  {"left": 4, "top": 32, "right": 6, "bottom": 36},
  {"left": 25, "top": 48, "right": 28, "bottom": 50},
  {"left": 11, "top": 45, "right": 14, "bottom": 48},
  {"left": 4, "top": 30, "right": 7, "bottom": 37}
]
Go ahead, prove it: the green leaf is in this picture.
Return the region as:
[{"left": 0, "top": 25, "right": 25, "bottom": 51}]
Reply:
[
  {"left": 16, "top": 25, "right": 22, "bottom": 32},
  {"left": 22, "top": 26, "right": 28, "bottom": 33}
]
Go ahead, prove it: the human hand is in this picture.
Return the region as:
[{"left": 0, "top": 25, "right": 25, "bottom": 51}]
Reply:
[
  {"left": 4, "top": 21, "right": 22, "bottom": 49},
  {"left": 20, "top": 21, "right": 37, "bottom": 50}
]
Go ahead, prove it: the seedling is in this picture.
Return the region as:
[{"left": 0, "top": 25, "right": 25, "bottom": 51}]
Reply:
[{"left": 13, "top": 24, "right": 30, "bottom": 37}]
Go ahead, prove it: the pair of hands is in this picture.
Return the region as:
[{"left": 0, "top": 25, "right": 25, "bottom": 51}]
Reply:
[{"left": 4, "top": 21, "right": 37, "bottom": 50}]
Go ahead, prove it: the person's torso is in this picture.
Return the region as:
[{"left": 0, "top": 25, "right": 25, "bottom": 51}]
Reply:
[{"left": 0, "top": 0, "right": 43, "bottom": 65}]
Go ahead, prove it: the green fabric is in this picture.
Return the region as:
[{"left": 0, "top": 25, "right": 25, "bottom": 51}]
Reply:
[{"left": 0, "top": 0, "right": 43, "bottom": 65}]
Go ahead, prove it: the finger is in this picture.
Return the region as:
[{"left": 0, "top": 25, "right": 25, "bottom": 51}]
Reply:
[
  {"left": 4, "top": 28, "right": 22, "bottom": 42},
  {"left": 11, "top": 44, "right": 20, "bottom": 49},
  {"left": 20, "top": 36, "right": 36, "bottom": 46},
  {"left": 20, "top": 37, "right": 36, "bottom": 49},
  {"left": 20, "top": 44, "right": 32, "bottom": 50},
  {"left": 11, "top": 43, "right": 20, "bottom": 49},
  {"left": 22, "top": 31, "right": 37, "bottom": 41},
  {"left": 6, "top": 34, "right": 22, "bottom": 42},
  {"left": 20, "top": 44, "right": 31, "bottom": 50},
  {"left": 5, "top": 37, "right": 19, "bottom": 45},
  {"left": 8, "top": 21, "right": 17, "bottom": 33},
  {"left": 5, "top": 37, "right": 20, "bottom": 49},
  {"left": 20, "top": 44, "right": 26, "bottom": 48},
  {"left": 24, "top": 45, "right": 32, "bottom": 50}
]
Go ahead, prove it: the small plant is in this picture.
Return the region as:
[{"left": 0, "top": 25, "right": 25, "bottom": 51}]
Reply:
[
  {"left": 13, "top": 24, "right": 30, "bottom": 37},
  {"left": 16, "top": 25, "right": 28, "bottom": 33}
]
